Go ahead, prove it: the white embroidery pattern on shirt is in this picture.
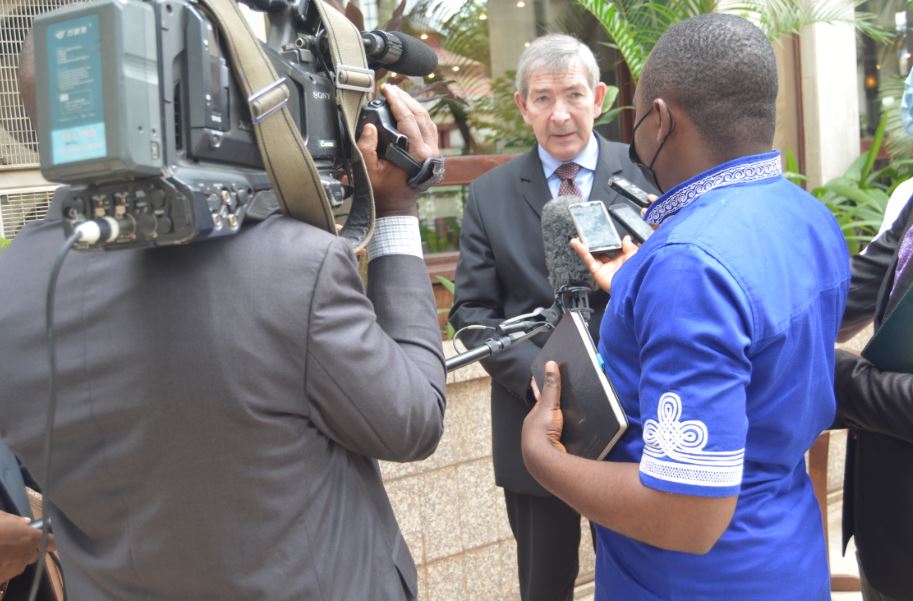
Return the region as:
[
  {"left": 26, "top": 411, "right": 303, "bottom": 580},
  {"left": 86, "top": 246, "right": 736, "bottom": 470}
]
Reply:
[
  {"left": 646, "top": 153, "right": 782, "bottom": 226},
  {"left": 640, "top": 392, "right": 744, "bottom": 487}
]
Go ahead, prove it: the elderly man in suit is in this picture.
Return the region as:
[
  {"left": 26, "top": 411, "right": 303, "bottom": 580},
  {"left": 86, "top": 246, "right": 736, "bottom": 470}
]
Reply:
[
  {"left": 0, "top": 40, "right": 446, "bottom": 599},
  {"left": 836, "top": 195, "right": 913, "bottom": 601},
  {"left": 449, "top": 33, "right": 654, "bottom": 601}
]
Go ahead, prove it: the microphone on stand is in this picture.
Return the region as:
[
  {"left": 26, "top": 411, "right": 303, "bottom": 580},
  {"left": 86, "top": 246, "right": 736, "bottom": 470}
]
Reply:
[
  {"left": 541, "top": 195, "right": 597, "bottom": 324},
  {"left": 497, "top": 195, "right": 598, "bottom": 337},
  {"left": 446, "top": 196, "right": 603, "bottom": 373}
]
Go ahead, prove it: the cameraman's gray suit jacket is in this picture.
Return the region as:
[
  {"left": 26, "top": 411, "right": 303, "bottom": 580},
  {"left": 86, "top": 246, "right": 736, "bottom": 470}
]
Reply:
[{"left": 0, "top": 206, "right": 446, "bottom": 600}]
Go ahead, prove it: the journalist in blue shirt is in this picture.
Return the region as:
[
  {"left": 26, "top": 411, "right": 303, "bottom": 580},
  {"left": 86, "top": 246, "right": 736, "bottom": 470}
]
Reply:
[{"left": 521, "top": 14, "right": 851, "bottom": 600}]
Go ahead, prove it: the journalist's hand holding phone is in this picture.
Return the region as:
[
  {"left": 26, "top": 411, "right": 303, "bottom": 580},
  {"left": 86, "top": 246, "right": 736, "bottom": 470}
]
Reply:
[
  {"left": 568, "top": 201, "right": 623, "bottom": 258},
  {"left": 570, "top": 236, "right": 638, "bottom": 295}
]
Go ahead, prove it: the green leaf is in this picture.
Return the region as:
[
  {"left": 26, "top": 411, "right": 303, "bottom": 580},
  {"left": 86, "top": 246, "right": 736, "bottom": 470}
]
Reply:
[
  {"left": 435, "top": 275, "right": 456, "bottom": 294},
  {"left": 861, "top": 111, "right": 889, "bottom": 181},
  {"left": 781, "top": 148, "right": 806, "bottom": 186},
  {"left": 818, "top": 183, "right": 879, "bottom": 205},
  {"left": 595, "top": 106, "right": 627, "bottom": 127},
  {"left": 601, "top": 85, "right": 620, "bottom": 114}
]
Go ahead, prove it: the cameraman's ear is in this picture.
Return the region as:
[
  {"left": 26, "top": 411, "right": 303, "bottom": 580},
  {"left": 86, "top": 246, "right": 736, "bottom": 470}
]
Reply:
[
  {"left": 357, "top": 122, "right": 379, "bottom": 171},
  {"left": 18, "top": 30, "right": 37, "bottom": 124}
]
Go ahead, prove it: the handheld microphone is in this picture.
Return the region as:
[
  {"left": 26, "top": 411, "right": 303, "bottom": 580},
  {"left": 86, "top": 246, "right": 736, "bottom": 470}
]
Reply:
[
  {"left": 360, "top": 30, "right": 438, "bottom": 76},
  {"left": 541, "top": 195, "right": 596, "bottom": 319}
]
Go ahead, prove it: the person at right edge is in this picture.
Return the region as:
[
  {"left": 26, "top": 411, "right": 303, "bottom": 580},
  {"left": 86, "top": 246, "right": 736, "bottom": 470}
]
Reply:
[
  {"left": 834, "top": 94, "right": 913, "bottom": 599},
  {"left": 521, "top": 14, "right": 850, "bottom": 600}
]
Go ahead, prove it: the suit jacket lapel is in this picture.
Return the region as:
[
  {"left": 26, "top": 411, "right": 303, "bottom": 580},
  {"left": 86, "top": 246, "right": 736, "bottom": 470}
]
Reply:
[
  {"left": 878, "top": 206, "right": 913, "bottom": 319},
  {"left": 518, "top": 148, "right": 553, "bottom": 218},
  {"left": 520, "top": 135, "right": 626, "bottom": 214},
  {"left": 589, "top": 134, "right": 624, "bottom": 203}
]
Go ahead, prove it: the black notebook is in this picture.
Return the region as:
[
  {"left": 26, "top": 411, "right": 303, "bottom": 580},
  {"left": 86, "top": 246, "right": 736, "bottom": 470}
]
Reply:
[
  {"left": 531, "top": 311, "right": 628, "bottom": 460},
  {"left": 862, "top": 283, "right": 913, "bottom": 374}
]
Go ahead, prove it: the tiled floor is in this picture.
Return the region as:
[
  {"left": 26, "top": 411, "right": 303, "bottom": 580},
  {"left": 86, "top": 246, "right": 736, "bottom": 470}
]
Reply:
[{"left": 574, "top": 493, "right": 862, "bottom": 600}]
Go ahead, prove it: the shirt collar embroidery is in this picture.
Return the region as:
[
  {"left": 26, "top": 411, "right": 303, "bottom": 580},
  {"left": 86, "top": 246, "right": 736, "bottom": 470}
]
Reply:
[{"left": 644, "top": 150, "right": 783, "bottom": 226}]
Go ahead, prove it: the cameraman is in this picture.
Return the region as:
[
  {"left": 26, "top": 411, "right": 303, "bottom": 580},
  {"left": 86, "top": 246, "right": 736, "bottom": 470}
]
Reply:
[{"left": 0, "top": 35, "right": 446, "bottom": 600}]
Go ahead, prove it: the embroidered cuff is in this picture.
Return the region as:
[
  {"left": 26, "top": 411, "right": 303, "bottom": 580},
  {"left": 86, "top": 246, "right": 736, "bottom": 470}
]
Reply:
[
  {"left": 639, "top": 392, "right": 744, "bottom": 492},
  {"left": 640, "top": 455, "right": 744, "bottom": 489},
  {"left": 368, "top": 216, "right": 423, "bottom": 261}
]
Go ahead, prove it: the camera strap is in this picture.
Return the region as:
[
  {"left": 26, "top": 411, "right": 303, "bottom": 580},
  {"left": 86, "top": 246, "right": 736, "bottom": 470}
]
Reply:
[
  {"left": 312, "top": 0, "right": 375, "bottom": 248},
  {"left": 195, "top": 0, "right": 375, "bottom": 250}
]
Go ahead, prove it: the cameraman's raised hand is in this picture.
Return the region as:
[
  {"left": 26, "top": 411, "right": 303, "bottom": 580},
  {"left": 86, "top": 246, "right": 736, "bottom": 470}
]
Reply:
[{"left": 358, "top": 84, "right": 440, "bottom": 217}]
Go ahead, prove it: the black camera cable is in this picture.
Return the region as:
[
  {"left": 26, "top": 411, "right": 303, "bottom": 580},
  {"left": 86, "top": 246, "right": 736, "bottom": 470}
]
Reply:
[{"left": 28, "top": 218, "right": 122, "bottom": 601}]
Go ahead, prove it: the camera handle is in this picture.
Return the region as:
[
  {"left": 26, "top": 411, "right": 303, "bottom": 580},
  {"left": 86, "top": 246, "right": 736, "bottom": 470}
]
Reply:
[{"left": 196, "top": 0, "right": 377, "bottom": 249}]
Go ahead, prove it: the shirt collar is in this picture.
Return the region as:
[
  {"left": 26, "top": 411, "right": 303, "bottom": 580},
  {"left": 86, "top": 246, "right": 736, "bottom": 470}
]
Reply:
[
  {"left": 644, "top": 150, "right": 783, "bottom": 226},
  {"left": 538, "top": 134, "right": 599, "bottom": 178}
]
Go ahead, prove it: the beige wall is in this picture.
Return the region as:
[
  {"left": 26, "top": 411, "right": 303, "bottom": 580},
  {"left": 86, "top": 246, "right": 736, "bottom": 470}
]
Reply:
[
  {"left": 381, "top": 358, "right": 596, "bottom": 600},
  {"left": 773, "top": 36, "right": 802, "bottom": 169},
  {"left": 798, "top": 4, "right": 861, "bottom": 189},
  {"left": 487, "top": 0, "right": 538, "bottom": 81}
]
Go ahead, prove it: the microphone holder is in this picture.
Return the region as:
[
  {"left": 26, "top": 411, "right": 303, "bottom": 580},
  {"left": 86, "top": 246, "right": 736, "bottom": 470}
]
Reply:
[
  {"left": 446, "top": 286, "right": 595, "bottom": 373},
  {"left": 445, "top": 322, "right": 553, "bottom": 373},
  {"left": 555, "top": 285, "right": 593, "bottom": 324}
]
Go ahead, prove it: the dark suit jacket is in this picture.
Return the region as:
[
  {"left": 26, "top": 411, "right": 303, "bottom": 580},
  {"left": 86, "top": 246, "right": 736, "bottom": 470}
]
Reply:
[
  {"left": 0, "top": 208, "right": 446, "bottom": 600},
  {"left": 836, "top": 196, "right": 913, "bottom": 599},
  {"left": 449, "top": 135, "right": 655, "bottom": 495}
]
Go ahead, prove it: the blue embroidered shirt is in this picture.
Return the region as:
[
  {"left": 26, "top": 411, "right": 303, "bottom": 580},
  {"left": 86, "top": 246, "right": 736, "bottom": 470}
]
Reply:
[{"left": 594, "top": 151, "right": 850, "bottom": 600}]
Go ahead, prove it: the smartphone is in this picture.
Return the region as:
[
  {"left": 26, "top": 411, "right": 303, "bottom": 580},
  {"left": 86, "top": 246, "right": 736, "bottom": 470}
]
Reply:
[
  {"left": 568, "top": 201, "right": 623, "bottom": 257},
  {"left": 608, "top": 203, "right": 654, "bottom": 244},
  {"left": 608, "top": 175, "right": 651, "bottom": 208}
]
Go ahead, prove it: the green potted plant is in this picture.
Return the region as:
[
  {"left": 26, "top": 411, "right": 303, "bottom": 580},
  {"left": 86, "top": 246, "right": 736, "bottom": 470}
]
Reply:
[{"left": 811, "top": 111, "right": 913, "bottom": 253}]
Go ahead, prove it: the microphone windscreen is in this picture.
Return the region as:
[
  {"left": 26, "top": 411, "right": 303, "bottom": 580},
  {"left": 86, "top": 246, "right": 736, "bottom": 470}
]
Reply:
[
  {"left": 387, "top": 32, "right": 438, "bottom": 76},
  {"left": 541, "top": 195, "right": 596, "bottom": 291}
]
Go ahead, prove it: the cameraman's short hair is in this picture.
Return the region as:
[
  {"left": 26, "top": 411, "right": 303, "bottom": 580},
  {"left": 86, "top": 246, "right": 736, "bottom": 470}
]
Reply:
[
  {"left": 515, "top": 34, "right": 600, "bottom": 100},
  {"left": 639, "top": 13, "right": 778, "bottom": 154}
]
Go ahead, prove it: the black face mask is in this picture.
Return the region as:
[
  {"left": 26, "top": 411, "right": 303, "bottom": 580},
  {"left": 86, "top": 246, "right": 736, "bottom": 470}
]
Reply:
[{"left": 629, "top": 106, "right": 674, "bottom": 194}]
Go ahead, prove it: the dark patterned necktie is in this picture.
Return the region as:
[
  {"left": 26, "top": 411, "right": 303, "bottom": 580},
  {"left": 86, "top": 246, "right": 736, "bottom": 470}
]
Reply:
[{"left": 555, "top": 162, "right": 582, "bottom": 197}]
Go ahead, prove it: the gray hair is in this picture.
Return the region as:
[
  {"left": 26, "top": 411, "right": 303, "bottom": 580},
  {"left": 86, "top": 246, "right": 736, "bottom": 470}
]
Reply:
[{"left": 515, "top": 34, "right": 600, "bottom": 99}]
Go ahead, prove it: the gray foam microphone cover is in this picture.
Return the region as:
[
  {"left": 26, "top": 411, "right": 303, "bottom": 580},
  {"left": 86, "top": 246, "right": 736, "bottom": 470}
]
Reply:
[{"left": 541, "top": 195, "right": 596, "bottom": 291}]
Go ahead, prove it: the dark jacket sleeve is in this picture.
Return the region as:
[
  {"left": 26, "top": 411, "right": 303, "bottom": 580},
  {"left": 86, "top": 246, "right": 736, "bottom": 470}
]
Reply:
[
  {"left": 840, "top": 199, "right": 913, "bottom": 340},
  {"left": 835, "top": 198, "right": 913, "bottom": 440},
  {"left": 448, "top": 183, "right": 543, "bottom": 402},
  {"left": 835, "top": 349, "right": 913, "bottom": 443}
]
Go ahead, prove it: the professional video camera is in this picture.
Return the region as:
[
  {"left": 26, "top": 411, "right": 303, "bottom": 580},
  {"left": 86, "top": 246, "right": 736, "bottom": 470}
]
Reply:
[{"left": 31, "top": 0, "right": 438, "bottom": 250}]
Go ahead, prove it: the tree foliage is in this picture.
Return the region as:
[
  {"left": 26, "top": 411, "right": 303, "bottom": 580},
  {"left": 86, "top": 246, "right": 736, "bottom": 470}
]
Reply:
[
  {"left": 811, "top": 112, "right": 913, "bottom": 253},
  {"left": 576, "top": 0, "right": 890, "bottom": 83}
]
